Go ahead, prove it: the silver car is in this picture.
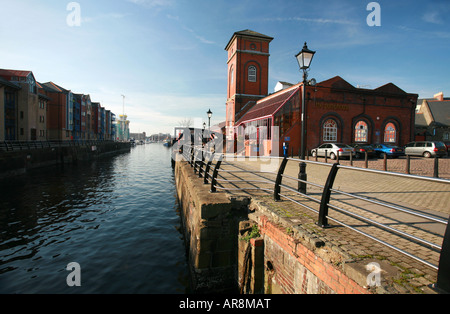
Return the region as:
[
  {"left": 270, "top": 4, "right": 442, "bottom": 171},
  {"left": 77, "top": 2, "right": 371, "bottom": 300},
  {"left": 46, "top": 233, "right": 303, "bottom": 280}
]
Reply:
[
  {"left": 405, "top": 141, "right": 447, "bottom": 158},
  {"left": 311, "top": 143, "right": 355, "bottom": 160}
]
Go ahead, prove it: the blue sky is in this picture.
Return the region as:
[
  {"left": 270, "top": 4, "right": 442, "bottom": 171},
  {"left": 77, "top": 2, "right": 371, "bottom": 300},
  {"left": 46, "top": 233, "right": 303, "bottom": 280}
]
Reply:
[{"left": 1, "top": 0, "right": 449, "bottom": 136}]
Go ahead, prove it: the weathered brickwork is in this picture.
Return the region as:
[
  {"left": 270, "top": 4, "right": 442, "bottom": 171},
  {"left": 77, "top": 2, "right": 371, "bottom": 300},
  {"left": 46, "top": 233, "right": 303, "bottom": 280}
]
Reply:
[{"left": 258, "top": 215, "right": 369, "bottom": 294}]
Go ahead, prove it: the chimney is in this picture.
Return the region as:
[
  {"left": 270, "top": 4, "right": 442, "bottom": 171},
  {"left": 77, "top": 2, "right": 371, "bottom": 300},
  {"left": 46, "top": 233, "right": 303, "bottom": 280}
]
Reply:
[{"left": 434, "top": 92, "right": 444, "bottom": 101}]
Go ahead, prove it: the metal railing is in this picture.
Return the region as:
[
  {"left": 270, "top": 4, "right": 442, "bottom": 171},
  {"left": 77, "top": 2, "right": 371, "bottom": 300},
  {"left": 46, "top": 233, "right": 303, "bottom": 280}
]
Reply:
[
  {"left": 0, "top": 140, "right": 118, "bottom": 152},
  {"left": 177, "top": 144, "right": 450, "bottom": 293}
]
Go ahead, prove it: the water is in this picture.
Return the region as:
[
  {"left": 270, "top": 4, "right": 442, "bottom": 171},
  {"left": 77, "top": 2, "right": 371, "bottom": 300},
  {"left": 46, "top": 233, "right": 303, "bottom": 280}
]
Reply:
[{"left": 0, "top": 143, "right": 190, "bottom": 294}]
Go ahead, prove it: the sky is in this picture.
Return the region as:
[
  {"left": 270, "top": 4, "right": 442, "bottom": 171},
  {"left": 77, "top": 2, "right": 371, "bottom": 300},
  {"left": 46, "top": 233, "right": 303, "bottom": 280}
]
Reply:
[{"left": 1, "top": 0, "right": 449, "bottom": 136}]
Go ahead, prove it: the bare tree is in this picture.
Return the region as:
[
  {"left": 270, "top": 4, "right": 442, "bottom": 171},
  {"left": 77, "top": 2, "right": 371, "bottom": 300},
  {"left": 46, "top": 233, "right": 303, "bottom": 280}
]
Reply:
[{"left": 178, "top": 117, "right": 193, "bottom": 128}]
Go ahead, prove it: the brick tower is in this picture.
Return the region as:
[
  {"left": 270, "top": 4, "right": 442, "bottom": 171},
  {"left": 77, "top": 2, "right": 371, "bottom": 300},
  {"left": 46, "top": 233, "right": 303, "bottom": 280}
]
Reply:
[{"left": 225, "top": 30, "right": 273, "bottom": 139}]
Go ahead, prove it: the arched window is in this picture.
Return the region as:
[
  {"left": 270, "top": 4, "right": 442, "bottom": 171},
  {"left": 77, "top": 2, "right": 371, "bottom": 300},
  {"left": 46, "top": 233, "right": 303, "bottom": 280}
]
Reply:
[
  {"left": 355, "top": 121, "right": 368, "bottom": 142},
  {"left": 384, "top": 122, "right": 396, "bottom": 143},
  {"left": 248, "top": 66, "right": 257, "bottom": 82},
  {"left": 323, "top": 119, "right": 337, "bottom": 142}
]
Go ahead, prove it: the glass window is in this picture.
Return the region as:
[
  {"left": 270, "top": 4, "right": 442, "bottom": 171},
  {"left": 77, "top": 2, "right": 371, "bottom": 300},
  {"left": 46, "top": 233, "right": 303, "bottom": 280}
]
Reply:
[
  {"left": 323, "top": 119, "right": 337, "bottom": 142},
  {"left": 384, "top": 122, "right": 396, "bottom": 143},
  {"left": 355, "top": 121, "right": 368, "bottom": 142},
  {"left": 248, "top": 66, "right": 257, "bottom": 82}
]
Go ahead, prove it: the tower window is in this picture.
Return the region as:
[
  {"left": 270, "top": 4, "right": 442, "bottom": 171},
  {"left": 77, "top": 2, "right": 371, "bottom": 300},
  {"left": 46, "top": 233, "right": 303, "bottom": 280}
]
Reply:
[{"left": 248, "top": 66, "right": 257, "bottom": 82}]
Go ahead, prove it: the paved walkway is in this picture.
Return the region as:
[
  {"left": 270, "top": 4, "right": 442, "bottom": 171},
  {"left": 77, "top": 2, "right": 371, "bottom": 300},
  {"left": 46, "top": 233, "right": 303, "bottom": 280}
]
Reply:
[{"left": 212, "top": 155, "right": 450, "bottom": 293}]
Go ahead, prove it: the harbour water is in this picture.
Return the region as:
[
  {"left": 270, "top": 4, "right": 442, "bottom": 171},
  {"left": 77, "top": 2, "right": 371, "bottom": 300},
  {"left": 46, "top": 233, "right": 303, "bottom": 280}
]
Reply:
[{"left": 0, "top": 143, "right": 190, "bottom": 294}]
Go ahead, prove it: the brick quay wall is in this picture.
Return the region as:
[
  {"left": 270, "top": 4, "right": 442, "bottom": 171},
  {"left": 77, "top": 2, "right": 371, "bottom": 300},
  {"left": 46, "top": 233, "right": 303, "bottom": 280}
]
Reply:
[
  {"left": 173, "top": 149, "right": 450, "bottom": 294},
  {"left": 174, "top": 158, "right": 438, "bottom": 294},
  {"left": 0, "top": 141, "right": 131, "bottom": 178}
]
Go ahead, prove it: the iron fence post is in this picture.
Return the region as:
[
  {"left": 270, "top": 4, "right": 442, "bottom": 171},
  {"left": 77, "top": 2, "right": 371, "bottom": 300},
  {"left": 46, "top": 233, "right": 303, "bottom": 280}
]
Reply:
[
  {"left": 190, "top": 146, "right": 195, "bottom": 167},
  {"left": 436, "top": 220, "right": 450, "bottom": 293},
  {"left": 193, "top": 148, "right": 200, "bottom": 174},
  {"left": 274, "top": 157, "right": 288, "bottom": 201},
  {"left": 204, "top": 152, "right": 215, "bottom": 184},
  {"left": 210, "top": 154, "right": 223, "bottom": 193},
  {"left": 317, "top": 163, "right": 340, "bottom": 228},
  {"left": 198, "top": 150, "right": 205, "bottom": 178}
]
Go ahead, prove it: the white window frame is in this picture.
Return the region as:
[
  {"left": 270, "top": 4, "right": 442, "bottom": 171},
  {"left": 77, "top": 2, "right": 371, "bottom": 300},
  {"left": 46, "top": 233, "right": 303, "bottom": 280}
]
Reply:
[{"left": 248, "top": 66, "right": 257, "bottom": 82}]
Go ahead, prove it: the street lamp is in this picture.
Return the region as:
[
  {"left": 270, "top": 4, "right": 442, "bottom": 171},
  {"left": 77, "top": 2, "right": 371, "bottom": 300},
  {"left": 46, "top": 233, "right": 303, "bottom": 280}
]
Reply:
[
  {"left": 295, "top": 42, "right": 316, "bottom": 194},
  {"left": 207, "top": 109, "right": 212, "bottom": 129},
  {"left": 121, "top": 94, "right": 125, "bottom": 141}
]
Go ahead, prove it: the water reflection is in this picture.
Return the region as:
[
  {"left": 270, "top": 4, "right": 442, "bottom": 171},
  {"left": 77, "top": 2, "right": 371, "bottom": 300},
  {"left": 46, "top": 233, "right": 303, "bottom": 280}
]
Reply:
[{"left": 0, "top": 144, "right": 190, "bottom": 294}]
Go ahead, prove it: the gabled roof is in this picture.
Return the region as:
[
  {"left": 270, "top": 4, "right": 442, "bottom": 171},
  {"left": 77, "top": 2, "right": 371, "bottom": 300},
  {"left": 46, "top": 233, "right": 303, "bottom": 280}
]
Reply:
[
  {"left": 375, "top": 83, "right": 406, "bottom": 95},
  {"left": 415, "top": 112, "right": 428, "bottom": 127},
  {"left": 317, "top": 76, "right": 409, "bottom": 96},
  {"left": 318, "top": 76, "right": 356, "bottom": 90},
  {"left": 0, "top": 76, "right": 20, "bottom": 89},
  {"left": 40, "top": 82, "right": 70, "bottom": 94},
  {"left": 237, "top": 85, "right": 300, "bottom": 125},
  {"left": 0, "top": 69, "right": 33, "bottom": 79},
  {"left": 427, "top": 100, "right": 450, "bottom": 127}
]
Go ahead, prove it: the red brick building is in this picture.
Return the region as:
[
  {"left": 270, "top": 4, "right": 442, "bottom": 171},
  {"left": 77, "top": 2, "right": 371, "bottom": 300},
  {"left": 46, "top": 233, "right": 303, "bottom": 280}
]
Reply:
[
  {"left": 225, "top": 30, "right": 273, "bottom": 139},
  {"left": 225, "top": 30, "right": 418, "bottom": 156}
]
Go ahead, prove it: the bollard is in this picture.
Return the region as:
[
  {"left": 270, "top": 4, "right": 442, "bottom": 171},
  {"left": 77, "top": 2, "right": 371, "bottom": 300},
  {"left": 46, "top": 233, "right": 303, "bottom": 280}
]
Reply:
[
  {"left": 365, "top": 151, "right": 368, "bottom": 168},
  {"left": 324, "top": 149, "right": 328, "bottom": 163},
  {"left": 349, "top": 151, "right": 353, "bottom": 166},
  {"left": 406, "top": 155, "right": 410, "bottom": 174},
  {"left": 383, "top": 153, "right": 387, "bottom": 171},
  {"left": 434, "top": 156, "right": 439, "bottom": 178},
  {"left": 298, "top": 162, "right": 307, "bottom": 194}
]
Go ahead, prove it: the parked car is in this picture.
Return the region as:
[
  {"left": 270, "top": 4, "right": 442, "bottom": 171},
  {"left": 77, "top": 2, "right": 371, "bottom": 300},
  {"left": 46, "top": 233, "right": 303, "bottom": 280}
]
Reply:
[
  {"left": 371, "top": 144, "right": 405, "bottom": 158},
  {"left": 311, "top": 143, "right": 355, "bottom": 160},
  {"left": 404, "top": 141, "right": 447, "bottom": 158},
  {"left": 349, "top": 144, "right": 376, "bottom": 159}
]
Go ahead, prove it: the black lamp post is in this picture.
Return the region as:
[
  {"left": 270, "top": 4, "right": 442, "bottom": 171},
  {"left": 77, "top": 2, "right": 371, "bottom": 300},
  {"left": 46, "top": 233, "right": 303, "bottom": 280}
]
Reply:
[
  {"left": 295, "top": 42, "right": 315, "bottom": 194},
  {"left": 207, "top": 109, "right": 212, "bottom": 130}
]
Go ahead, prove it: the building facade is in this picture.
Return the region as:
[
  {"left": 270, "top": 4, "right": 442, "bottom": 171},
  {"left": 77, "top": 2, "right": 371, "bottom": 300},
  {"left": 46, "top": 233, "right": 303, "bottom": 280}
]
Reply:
[
  {"left": 1, "top": 68, "right": 116, "bottom": 143},
  {"left": 0, "top": 70, "right": 47, "bottom": 141},
  {"left": 0, "top": 77, "right": 20, "bottom": 141},
  {"left": 415, "top": 92, "right": 450, "bottom": 143},
  {"left": 39, "top": 82, "right": 73, "bottom": 141},
  {"left": 117, "top": 114, "right": 130, "bottom": 141},
  {"left": 224, "top": 31, "right": 418, "bottom": 157},
  {"left": 225, "top": 30, "right": 273, "bottom": 141}
]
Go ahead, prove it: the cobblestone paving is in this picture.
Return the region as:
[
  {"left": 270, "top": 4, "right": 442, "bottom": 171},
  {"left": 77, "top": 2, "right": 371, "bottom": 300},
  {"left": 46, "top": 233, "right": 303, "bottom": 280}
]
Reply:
[{"left": 211, "top": 155, "right": 450, "bottom": 293}]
